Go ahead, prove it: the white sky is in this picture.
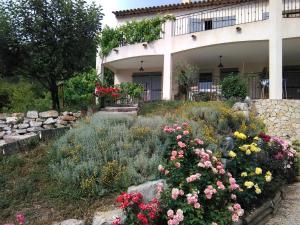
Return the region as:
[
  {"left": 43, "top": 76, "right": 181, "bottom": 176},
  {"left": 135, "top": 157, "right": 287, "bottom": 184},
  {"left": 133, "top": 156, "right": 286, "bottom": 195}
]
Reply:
[{"left": 87, "top": 0, "right": 119, "bottom": 27}]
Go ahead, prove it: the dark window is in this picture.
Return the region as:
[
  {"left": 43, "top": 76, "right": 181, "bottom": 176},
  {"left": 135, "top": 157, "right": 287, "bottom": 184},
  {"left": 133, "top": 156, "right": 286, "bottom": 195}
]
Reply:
[
  {"left": 199, "top": 73, "right": 212, "bottom": 82},
  {"left": 205, "top": 20, "right": 213, "bottom": 30},
  {"left": 220, "top": 68, "right": 239, "bottom": 80}
]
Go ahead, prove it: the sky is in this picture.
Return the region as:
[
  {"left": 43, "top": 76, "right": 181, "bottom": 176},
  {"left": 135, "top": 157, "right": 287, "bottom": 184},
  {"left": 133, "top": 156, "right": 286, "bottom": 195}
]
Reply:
[{"left": 87, "top": 0, "right": 181, "bottom": 27}]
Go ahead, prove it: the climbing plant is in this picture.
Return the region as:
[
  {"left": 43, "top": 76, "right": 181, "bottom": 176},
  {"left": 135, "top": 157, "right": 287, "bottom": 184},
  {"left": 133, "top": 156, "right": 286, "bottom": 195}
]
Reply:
[{"left": 98, "top": 15, "right": 175, "bottom": 57}]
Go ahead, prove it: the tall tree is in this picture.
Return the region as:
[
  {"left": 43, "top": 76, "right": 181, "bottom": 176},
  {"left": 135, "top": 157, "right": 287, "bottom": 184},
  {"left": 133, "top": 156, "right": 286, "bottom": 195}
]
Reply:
[{"left": 3, "top": 0, "right": 103, "bottom": 110}]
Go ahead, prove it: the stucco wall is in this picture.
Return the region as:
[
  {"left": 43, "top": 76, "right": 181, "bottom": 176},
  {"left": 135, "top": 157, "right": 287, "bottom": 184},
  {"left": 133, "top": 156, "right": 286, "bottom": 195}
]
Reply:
[{"left": 253, "top": 100, "right": 300, "bottom": 141}]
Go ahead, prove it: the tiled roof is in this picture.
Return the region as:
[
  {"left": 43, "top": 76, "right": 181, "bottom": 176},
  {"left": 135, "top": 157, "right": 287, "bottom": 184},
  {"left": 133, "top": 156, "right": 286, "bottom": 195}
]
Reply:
[{"left": 113, "top": 0, "right": 256, "bottom": 18}]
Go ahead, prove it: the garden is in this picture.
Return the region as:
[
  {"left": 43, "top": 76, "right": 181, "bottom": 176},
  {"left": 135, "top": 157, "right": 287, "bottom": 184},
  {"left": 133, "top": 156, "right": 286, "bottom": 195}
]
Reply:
[{"left": 1, "top": 99, "right": 299, "bottom": 225}]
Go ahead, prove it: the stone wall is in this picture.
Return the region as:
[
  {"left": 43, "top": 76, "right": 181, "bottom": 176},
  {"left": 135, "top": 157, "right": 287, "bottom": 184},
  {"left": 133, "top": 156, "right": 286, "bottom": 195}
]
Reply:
[
  {"left": 252, "top": 100, "right": 300, "bottom": 141},
  {"left": 0, "top": 110, "right": 81, "bottom": 146}
]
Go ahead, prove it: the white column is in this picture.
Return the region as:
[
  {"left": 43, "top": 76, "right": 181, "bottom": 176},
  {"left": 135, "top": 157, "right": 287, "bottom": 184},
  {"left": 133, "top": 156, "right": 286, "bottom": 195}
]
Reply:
[
  {"left": 96, "top": 47, "right": 104, "bottom": 81},
  {"left": 269, "top": 0, "right": 283, "bottom": 99},
  {"left": 162, "top": 20, "right": 173, "bottom": 100}
]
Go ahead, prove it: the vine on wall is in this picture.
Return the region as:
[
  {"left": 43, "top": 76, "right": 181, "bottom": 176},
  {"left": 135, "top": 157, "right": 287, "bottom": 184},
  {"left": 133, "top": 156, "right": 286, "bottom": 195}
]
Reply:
[{"left": 98, "top": 15, "right": 175, "bottom": 57}]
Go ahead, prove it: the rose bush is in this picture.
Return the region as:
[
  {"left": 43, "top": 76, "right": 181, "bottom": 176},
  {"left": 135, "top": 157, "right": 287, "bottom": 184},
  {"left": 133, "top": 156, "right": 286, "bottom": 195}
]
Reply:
[
  {"left": 113, "top": 123, "right": 245, "bottom": 225},
  {"left": 225, "top": 131, "right": 297, "bottom": 209}
]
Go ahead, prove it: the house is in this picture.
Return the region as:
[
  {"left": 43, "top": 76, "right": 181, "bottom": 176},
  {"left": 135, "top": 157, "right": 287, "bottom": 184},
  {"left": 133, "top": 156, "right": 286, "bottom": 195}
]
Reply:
[{"left": 96, "top": 0, "right": 300, "bottom": 101}]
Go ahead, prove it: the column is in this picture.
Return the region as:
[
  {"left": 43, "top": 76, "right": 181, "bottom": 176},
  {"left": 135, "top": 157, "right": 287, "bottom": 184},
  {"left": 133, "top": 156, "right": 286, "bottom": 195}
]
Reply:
[
  {"left": 162, "top": 20, "right": 173, "bottom": 100},
  {"left": 269, "top": 0, "right": 283, "bottom": 99},
  {"left": 96, "top": 47, "right": 104, "bottom": 81}
]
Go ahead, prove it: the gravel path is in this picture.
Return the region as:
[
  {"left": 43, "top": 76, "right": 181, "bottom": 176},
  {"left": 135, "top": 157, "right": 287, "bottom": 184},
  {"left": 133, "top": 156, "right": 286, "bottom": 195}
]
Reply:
[{"left": 266, "top": 182, "right": 300, "bottom": 225}]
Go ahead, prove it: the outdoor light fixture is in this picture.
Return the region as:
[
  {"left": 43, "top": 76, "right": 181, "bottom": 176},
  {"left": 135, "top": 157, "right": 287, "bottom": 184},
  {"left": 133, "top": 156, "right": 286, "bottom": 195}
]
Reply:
[
  {"left": 218, "top": 55, "right": 224, "bottom": 68},
  {"left": 113, "top": 48, "right": 119, "bottom": 53},
  {"left": 236, "top": 27, "right": 242, "bottom": 32},
  {"left": 139, "top": 60, "right": 144, "bottom": 72},
  {"left": 191, "top": 34, "right": 197, "bottom": 40},
  {"left": 142, "top": 43, "right": 148, "bottom": 48}
]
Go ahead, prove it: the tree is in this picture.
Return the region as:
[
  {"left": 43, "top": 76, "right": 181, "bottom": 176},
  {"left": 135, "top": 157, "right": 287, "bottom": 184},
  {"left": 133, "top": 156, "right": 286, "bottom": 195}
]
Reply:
[{"left": 2, "top": 0, "right": 103, "bottom": 110}]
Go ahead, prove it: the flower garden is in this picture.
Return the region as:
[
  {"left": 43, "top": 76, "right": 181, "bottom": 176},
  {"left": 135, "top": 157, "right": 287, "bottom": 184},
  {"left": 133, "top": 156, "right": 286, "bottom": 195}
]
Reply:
[{"left": 1, "top": 101, "right": 299, "bottom": 225}]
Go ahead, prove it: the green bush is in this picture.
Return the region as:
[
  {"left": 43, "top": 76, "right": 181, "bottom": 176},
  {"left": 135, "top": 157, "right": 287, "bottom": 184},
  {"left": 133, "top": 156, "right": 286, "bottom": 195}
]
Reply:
[
  {"left": 49, "top": 113, "right": 168, "bottom": 197},
  {"left": 221, "top": 75, "right": 247, "bottom": 100},
  {"left": 64, "top": 69, "right": 97, "bottom": 110},
  {"left": 116, "top": 82, "right": 144, "bottom": 105},
  {"left": 0, "top": 79, "right": 51, "bottom": 112}
]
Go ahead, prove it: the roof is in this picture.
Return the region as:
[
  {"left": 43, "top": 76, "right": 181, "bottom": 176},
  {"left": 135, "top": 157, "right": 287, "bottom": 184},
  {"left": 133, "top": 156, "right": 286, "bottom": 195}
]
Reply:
[{"left": 113, "top": 0, "right": 256, "bottom": 18}]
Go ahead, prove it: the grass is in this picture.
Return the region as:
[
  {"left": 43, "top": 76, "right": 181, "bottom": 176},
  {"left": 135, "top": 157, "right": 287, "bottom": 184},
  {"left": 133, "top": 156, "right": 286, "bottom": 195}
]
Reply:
[{"left": 0, "top": 143, "right": 116, "bottom": 225}]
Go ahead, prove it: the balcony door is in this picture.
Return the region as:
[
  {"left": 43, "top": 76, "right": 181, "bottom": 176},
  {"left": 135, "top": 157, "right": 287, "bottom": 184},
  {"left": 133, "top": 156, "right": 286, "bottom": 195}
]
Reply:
[{"left": 133, "top": 72, "right": 162, "bottom": 101}]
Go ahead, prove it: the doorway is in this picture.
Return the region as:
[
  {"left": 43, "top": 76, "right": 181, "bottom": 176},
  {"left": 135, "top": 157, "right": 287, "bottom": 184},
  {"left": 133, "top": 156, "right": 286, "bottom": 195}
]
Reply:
[{"left": 132, "top": 72, "right": 162, "bottom": 101}]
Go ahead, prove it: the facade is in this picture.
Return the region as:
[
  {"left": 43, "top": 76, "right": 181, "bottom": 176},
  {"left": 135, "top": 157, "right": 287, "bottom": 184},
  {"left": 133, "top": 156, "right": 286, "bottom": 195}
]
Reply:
[{"left": 96, "top": 0, "right": 300, "bottom": 101}]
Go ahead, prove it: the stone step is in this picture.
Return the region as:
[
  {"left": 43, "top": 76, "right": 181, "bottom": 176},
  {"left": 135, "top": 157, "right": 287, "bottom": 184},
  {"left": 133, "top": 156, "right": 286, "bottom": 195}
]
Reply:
[{"left": 101, "top": 106, "right": 138, "bottom": 112}]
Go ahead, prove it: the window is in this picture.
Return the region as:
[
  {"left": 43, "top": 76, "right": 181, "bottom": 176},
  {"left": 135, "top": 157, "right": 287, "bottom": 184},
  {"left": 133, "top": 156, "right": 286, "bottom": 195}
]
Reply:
[
  {"left": 189, "top": 18, "right": 203, "bottom": 33},
  {"left": 213, "top": 16, "right": 236, "bottom": 29},
  {"left": 205, "top": 20, "right": 213, "bottom": 30},
  {"left": 220, "top": 68, "right": 239, "bottom": 80}
]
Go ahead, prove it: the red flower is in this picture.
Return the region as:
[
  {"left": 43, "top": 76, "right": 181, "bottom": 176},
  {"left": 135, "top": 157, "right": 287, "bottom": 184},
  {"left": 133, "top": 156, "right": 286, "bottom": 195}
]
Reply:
[{"left": 259, "top": 132, "right": 271, "bottom": 142}]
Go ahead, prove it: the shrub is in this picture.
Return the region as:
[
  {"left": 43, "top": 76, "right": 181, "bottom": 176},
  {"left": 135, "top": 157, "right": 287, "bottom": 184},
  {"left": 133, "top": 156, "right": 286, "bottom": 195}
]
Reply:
[
  {"left": 64, "top": 69, "right": 97, "bottom": 110},
  {"left": 0, "top": 79, "right": 51, "bottom": 112},
  {"left": 224, "top": 131, "right": 297, "bottom": 209},
  {"left": 221, "top": 75, "right": 247, "bottom": 100},
  {"left": 116, "top": 82, "right": 144, "bottom": 105},
  {"left": 49, "top": 113, "right": 168, "bottom": 197}
]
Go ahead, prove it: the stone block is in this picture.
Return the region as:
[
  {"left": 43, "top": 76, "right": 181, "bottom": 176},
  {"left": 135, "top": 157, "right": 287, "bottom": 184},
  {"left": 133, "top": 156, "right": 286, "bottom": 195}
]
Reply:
[
  {"left": 26, "top": 111, "right": 39, "bottom": 119},
  {"left": 39, "top": 110, "right": 59, "bottom": 118},
  {"left": 30, "top": 121, "right": 43, "bottom": 127},
  {"left": 6, "top": 117, "right": 18, "bottom": 124},
  {"left": 15, "top": 129, "right": 28, "bottom": 134},
  {"left": 92, "top": 209, "right": 125, "bottom": 225},
  {"left": 44, "top": 118, "right": 56, "bottom": 125},
  {"left": 52, "top": 219, "right": 85, "bottom": 225},
  {"left": 18, "top": 123, "right": 29, "bottom": 129},
  {"left": 12, "top": 113, "right": 25, "bottom": 118},
  {"left": 60, "top": 115, "right": 76, "bottom": 121}
]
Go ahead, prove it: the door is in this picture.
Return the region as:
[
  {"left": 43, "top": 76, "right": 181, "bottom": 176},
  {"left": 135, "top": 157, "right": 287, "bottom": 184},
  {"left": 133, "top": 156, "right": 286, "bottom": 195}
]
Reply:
[{"left": 132, "top": 73, "right": 162, "bottom": 101}]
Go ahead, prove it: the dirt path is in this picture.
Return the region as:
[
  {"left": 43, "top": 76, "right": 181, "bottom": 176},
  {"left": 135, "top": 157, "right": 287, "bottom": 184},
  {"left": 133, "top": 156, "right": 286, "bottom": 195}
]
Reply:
[{"left": 266, "top": 182, "right": 300, "bottom": 225}]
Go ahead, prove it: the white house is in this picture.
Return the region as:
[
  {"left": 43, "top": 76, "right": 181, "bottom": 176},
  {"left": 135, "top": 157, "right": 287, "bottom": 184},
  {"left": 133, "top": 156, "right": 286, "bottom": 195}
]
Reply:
[{"left": 96, "top": 0, "right": 300, "bottom": 101}]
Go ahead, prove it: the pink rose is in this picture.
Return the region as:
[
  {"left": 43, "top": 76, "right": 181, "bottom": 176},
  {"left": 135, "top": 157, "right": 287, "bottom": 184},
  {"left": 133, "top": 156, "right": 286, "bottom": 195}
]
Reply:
[
  {"left": 183, "top": 130, "right": 189, "bottom": 135},
  {"left": 178, "top": 141, "right": 186, "bottom": 148}
]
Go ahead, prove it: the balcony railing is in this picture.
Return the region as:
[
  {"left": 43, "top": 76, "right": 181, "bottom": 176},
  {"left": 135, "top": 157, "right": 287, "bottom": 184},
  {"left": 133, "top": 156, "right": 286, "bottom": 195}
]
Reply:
[
  {"left": 283, "top": 0, "right": 300, "bottom": 17},
  {"left": 173, "top": 0, "right": 269, "bottom": 36}
]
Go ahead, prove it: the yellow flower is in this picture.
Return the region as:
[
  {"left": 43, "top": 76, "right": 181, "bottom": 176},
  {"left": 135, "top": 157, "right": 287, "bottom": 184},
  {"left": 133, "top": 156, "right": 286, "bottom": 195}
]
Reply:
[
  {"left": 234, "top": 131, "right": 247, "bottom": 140},
  {"left": 241, "top": 172, "right": 248, "bottom": 177},
  {"left": 244, "top": 181, "right": 254, "bottom": 189},
  {"left": 246, "top": 149, "right": 251, "bottom": 155},
  {"left": 239, "top": 144, "right": 250, "bottom": 152},
  {"left": 228, "top": 151, "right": 237, "bottom": 158},
  {"left": 254, "top": 184, "right": 262, "bottom": 194},
  {"left": 250, "top": 143, "right": 261, "bottom": 153},
  {"left": 255, "top": 167, "right": 262, "bottom": 175},
  {"left": 253, "top": 136, "right": 259, "bottom": 141},
  {"left": 265, "top": 171, "right": 272, "bottom": 182}
]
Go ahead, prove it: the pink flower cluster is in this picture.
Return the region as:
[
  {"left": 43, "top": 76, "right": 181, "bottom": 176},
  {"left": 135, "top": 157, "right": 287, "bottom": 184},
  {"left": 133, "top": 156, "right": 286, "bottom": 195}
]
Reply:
[
  {"left": 5, "top": 213, "right": 25, "bottom": 225},
  {"left": 171, "top": 188, "right": 184, "bottom": 200},
  {"left": 158, "top": 165, "right": 169, "bottom": 175},
  {"left": 167, "top": 209, "right": 184, "bottom": 225},
  {"left": 216, "top": 181, "right": 225, "bottom": 190},
  {"left": 170, "top": 150, "right": 184, "bottom": 161},
  {"left": 186, "top": 173, "right": 201, "bottom": 183},
  {"left": 228, "top": 177, "right": 240, "bottom": 191},
  {"left": 204, "top": 185, "right": 217, "bottom": 199},
  {"left": 228, "top": 203, "right": 244, "bottom": 222},
  {"left": 156, "top": 182, "right": 164, "bottom": 198},
  {"left": 186, "top": 192, "right": 201, "bottom": 209}
]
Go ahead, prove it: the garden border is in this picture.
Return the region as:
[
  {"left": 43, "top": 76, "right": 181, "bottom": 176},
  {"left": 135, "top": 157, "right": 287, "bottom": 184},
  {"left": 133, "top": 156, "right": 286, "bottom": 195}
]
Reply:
[
  {"left": 0, "top": 127, "right": 70, "bottom": 156},
  {"left": 238, "top": 188, "right": 284, "bottom": 225}
]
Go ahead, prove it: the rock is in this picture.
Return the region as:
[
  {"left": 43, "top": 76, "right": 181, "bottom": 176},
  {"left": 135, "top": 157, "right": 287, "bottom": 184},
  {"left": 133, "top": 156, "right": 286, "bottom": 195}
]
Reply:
[
  {"left": 26, "top": 111, "right": 39, "bottom": 119},
  {"left": 15, "top": 129, "right": 28, "bottom": 134},
  {"left": 127, "top": 179, "right": 166, "bottom": 202},
  {"left": 43, "top": 118, "right": 56, "bottom": 125},
  {"left": 0, "top": 113, "right": 10, "bottom": 120},
  {"left": 27, "top": 127, "right": 43, "bottom": 132},
  {"left": 29, "top": 121, "right": 43, "bottom": 127},
  {"left": 232, "top": 102, "right": 250, "bottom": 111},
  {"left": 92, "top": 209, "right": 125, "bottom": 225},
  {"left": 0, "top": 124, "right": 7, "bottom": 129},
  {"left": 0, "top": 140, "right": 6, "bottom": 146},
  {"left": 60, "top": 115, "right": 76, "bottom": 121},
  {"left": 52, "top": 219, "right": 85, "bottom": 225},
  {"left": 0, "top": 131, "right": 5, "bottom": 139},
  {"left": 62, "top": 111, "right": 69, "bottom": 116},
  {"left": 39, "top": 110, "right": 59, "bottom": 118},
  {"left": 3, "top": 133, "right": 36, "bottom": 143},
  {"left": 18, "top": 123, "right": 29, "bottom": 129},
  {"left": 43, "top": 124, "right": 55, "bottom": 129},
  {"left": 56, "top": 119, "right": 68, "bottom": 125},
  {"left": 36, "top": 118, "right": 45, "bottom": 122},
  {"left": 12, "top": 113, "right": 25, "bottom": 118},
  {"left": 6, "top": 117, "right": 18, "bottom": 124},
  {"left": 55, "top": 123, "right": 66, "bottom": 128},
  {"left": 73, "top": 112, "right": 81, "bottom": 118},
  {"left": 3, "top": 126, "right": 11, "bottom": 131},
  {"left": 0, "top": 120, "right": 5, "bottom": 124}
]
